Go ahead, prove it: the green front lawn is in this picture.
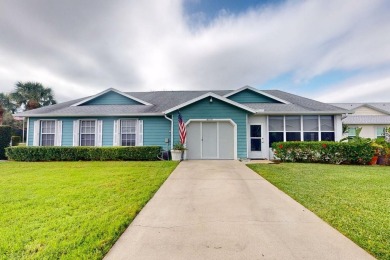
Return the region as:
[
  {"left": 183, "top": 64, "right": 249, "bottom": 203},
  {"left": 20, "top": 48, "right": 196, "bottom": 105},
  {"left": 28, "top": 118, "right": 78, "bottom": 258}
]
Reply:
[
  {"left": 0, "top": 161, "right": 178, "bottom": 260},
  {"left": 248, "top": 163, "right": 390, "bottom": 260}
]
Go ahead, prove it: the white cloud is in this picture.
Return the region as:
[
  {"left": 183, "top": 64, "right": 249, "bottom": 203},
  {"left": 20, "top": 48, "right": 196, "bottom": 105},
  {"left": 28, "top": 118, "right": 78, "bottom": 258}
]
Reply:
[
  {"left": 314, "top": 71, "right": 390, "bottom": 102},
  {"left": 0, "top": 0, "right": 389, "bottom": 102}
]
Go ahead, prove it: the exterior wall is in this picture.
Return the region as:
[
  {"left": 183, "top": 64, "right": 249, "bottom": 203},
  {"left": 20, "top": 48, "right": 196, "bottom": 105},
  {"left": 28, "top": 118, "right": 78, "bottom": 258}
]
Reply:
[
  {"left": 227, "top": 89, "right": 279, "bottom": 103},
  {"left": 347, "top": 124, "right": 387, "bottom": 139},
  {"left": 28, "top": 116, "right": 170, "bottom": 148},
  {"left": 334, "top": 115, "right": 343, "bottom": 141},
  {"left": 82, "top": 91, "right": 142, "bottom": 105},
  {"left": 169, "top": 97, "right": 249, "bottom": 159},
  {"left": 354, "top": 106, "right": 386, "bottom": 115}
]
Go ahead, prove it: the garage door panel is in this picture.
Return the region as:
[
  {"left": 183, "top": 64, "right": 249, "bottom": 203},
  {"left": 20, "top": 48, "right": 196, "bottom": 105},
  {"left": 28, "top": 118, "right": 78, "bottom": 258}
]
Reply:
[
  {"left": 186, "top": 122, "right": 201, "bottom": 159},
  {"left": 202, "top": 122, "right": 218, "bottom": 159},
  {"left": 219, "top": 122, "right": 234, "bottom": 159}
]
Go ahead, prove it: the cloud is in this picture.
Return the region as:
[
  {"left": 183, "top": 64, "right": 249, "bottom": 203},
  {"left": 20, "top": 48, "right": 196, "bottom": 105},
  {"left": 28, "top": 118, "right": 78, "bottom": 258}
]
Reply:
[
  {"left": 314, "top": 70, "right": 390, "bottom": 102},
  {"left": 0, "top": 0, "right": 389, "bottom": 102}
]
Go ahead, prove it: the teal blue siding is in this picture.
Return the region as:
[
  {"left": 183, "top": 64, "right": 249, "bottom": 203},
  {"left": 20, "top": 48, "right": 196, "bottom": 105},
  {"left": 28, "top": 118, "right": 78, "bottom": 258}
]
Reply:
[
  {"left": 142, "top": 117, "right": 171, "bottom": 149},
  {"left": 27, "top": 116, "right": 171, "bottom": 149},
  {"left": 170, "top": 98, "right": 249, "bottom": 158},
  {"left": 82, "top": 91, "right": 143, "bottom": 105},
  {"left": 228, "top": 89, "right": 280, "bottom": 103}
]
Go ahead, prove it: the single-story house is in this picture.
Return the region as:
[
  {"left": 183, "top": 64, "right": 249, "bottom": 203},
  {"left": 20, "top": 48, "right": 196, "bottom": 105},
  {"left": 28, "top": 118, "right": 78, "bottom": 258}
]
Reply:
[
  {"left": 18, "top": 86, "right": 349, "bottom": 160},
  {"left": 331, "top": 103, "right": 390, "bottom": 139}
]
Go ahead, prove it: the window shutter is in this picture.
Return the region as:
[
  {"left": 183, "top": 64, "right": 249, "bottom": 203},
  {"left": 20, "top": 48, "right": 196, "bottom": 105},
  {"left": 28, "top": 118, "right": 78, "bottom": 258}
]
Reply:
[
  {"left": 96, "top": 120, "right": 103, "bottom": 147},
  {"left": 138, "top": 120, "right": 143, "bottom": 146},
  {"left": 73, "top": 120, "right": 80, "bottom": 146},
  {"left": 55, "top": 120, "right": 63, "bottom": 146},
  {"left": 113, "top": 120, "right": 121, "bottom": 146},
  {"left": 33, "top": 120, "right": 40, "bottom": 146}
]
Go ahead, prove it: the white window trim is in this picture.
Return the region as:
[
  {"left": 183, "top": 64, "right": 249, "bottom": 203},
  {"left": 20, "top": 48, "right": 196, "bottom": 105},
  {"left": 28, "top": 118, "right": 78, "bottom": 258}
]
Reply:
[
  {"left": 40, "top": 120, "right": 57, "bottom": 146},
  {"left": 268, "top": 115, "right": 336, "bottom": 144},
  {"left": 114, "top": 119, "right": 143, "bottom": 147},
  {"left": 78, "top": 118, "right": 103, "bottom": 146}
]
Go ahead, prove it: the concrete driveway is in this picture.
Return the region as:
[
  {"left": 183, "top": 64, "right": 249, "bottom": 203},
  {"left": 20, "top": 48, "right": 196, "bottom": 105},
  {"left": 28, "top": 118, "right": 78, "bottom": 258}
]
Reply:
[{"left": 104, "top": 160, "right": 373, "bottom": 260}]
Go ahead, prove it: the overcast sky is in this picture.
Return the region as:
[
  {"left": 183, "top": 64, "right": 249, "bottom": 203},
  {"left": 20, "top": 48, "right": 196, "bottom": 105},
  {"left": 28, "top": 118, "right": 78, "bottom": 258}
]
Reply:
[{"left": 0, "top": 0, "right": 389, "bottom": 103}]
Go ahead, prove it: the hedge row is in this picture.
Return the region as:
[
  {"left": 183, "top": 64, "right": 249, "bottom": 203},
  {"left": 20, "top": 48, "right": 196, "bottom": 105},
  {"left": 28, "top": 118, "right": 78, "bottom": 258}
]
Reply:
[
  {"left": 0, "top": 126, "right": 12, "bottom": 159},
  {"left": 272, "top": 141, "right": 374, "bottom": 165},
  {"left": 5, "top": 146, "right": 162, "bottom": 162}
]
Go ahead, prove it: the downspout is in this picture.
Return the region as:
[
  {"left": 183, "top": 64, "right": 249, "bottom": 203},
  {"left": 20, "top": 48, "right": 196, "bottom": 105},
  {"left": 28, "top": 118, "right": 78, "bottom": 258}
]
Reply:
[
  {"left": 26, "top": 117, "right": 29, "bottom": 146},
  {"left": 164, "top": 114, "right": 173, "bottom": 149}
]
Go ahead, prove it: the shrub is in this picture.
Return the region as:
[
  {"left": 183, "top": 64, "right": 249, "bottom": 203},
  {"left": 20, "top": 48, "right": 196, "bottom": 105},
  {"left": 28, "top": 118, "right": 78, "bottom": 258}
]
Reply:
[
  {"left": 272, "top": 141, "right": 374, "bottom": 165},
  {"left": 5, "top": 146, "right": 162, "bottom": 162},
  {"left": 11, "top": 136, "right": 21, "bottom": 146},
  {"left": 0, "top": 126, "right": 12, "bottom": 159}
]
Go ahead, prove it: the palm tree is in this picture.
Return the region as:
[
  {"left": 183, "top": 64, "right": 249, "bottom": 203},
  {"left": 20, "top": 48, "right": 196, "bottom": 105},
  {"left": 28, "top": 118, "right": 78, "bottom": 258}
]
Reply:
[{"left": 10, "top": 82, "right": 57, "bottom": 111}]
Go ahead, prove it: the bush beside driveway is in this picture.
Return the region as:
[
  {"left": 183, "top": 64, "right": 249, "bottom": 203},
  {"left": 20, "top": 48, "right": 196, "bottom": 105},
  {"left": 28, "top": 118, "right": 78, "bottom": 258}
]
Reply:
[
  {"left": 0, "top": 161, "right": 178, "bottom": 259},
  {"left": 248, "top": 163, "right": 390, "bottom": 260}
]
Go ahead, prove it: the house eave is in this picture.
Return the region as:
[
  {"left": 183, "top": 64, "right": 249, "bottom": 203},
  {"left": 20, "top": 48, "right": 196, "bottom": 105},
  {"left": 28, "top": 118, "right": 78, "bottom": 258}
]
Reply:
[
  {"left": 19, "top": 113, "right": 164, "bottom": 117},
  {"left": 255, "top": 111, "right": 349, "bottom": 115}
]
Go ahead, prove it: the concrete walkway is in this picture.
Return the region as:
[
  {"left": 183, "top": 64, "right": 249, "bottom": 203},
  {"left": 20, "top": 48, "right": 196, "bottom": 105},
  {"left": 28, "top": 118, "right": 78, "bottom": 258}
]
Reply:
[{"left": 104, "top": 160, "right": 373, "bottom": 260}]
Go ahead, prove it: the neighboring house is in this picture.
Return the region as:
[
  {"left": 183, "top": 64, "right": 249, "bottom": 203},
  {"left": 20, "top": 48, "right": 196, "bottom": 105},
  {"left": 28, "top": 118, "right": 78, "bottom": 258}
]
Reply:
[
  {"left": 331, "top": 103, "right": 390, "bottom": 139},
  {"left": 18, "top": 86, "right": 348, "bottom": 160}
]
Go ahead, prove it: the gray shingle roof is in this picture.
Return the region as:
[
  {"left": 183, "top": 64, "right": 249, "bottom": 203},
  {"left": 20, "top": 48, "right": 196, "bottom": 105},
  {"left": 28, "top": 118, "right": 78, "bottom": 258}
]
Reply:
[
  {"left": 342, "top": 115, "right": 390, "bottom": 125},
  {"left": 17, "top": 88, "right": 348, "bottom": 117},
  {"left": 331, "top": 103, "right": 390, "bottom": 114}
]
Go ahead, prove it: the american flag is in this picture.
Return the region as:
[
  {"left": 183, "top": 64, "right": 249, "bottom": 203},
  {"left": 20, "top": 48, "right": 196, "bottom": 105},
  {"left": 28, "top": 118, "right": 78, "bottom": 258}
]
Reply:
[{"left": 178, "top": 111, "right": 186, "bottom": 144}]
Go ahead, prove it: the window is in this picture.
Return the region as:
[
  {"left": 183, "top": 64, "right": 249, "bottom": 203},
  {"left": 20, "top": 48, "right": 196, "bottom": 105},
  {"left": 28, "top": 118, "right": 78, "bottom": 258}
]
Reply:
[
  {"left": 121, "top": 120, "right": 136, "bottom": 146},
  {"left": 320, "top": 116, "right": 334, "bottom": 141},
  {"left": 303, "top": 116, "right": 319, "bottom": 141},
  {"left": 40, "top": 120, "right": 55, "bottom": 146},
  {"left": 269, "top": 116, "right": 284, "bottom": 147},
  {"left": 348, "top": 127, "right": 357, "bottom": 138},
  {"left": 376, "top": 127, "right": 386, "bottom": 139},
  {"left": 268, "top": 115, "right": 335, "bottom": 145},
  {"left": 80, "top": 120, "right": 96, "bottom": 146},
  {"left": 286, "top": 116, "right": 301, "bottom": 141}
]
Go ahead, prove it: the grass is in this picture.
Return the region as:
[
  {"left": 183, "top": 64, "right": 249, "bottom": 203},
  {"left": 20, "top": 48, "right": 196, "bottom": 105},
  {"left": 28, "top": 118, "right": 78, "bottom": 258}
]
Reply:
[
  {"left": 248, "top": 163, "right": 390, "bottom": 260},
  {"left": 0, "top": 161, "right": 178, "bottom": 260}
]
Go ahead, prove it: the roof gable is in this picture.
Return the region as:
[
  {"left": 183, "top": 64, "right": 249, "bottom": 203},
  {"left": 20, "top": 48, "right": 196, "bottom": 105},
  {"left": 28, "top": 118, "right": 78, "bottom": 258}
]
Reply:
[
  {"left": 224, "top": 86, "right": 289, "bottom": 104},
  {"left": 354, "top": 104, "right": 389, "bottom": 115},
  {"left": 72, "top": 88, "right": 151, "bottom": 106},
  {"left": 164, "top": 92, "right": 255, "bottom": 114}
]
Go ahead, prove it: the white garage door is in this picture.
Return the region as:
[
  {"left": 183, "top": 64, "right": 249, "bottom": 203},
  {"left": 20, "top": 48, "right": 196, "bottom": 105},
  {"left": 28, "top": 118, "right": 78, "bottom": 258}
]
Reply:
[{"left": 186, "top": 121, "right": 234, "bottom": 159}]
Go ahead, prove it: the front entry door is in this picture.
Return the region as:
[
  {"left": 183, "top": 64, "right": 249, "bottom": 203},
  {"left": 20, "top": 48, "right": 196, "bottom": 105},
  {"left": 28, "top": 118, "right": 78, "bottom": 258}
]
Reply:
[{"left": 249, "top": 124, "right": 263, "bottom": 158}]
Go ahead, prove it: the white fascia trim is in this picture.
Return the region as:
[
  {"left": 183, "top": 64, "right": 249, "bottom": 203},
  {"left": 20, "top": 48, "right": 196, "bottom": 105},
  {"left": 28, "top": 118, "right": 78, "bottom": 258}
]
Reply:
[
  {"left": 164, "top": 92, "right": 256, "bottom": 114},
  {"left": 25, "top": 113, "right": 163, "bottom": 117},
  {"left": 255, "top": 111, "right": 349, "bottom": 115},
  {"left": 223, "top": 85, "right": 290, "bottom": 104},
  {"left": 71, "top": 88, "right": 152, "bottom": 106}
]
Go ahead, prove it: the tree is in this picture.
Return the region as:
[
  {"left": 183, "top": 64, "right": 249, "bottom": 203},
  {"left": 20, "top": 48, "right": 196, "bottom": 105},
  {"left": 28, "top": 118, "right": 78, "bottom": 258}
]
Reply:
[
  {"left": 10, "top": 81, "right": 56, "bottom": 111},
  {"left": 0, "top": 93, "right": 18, "bottom": 113}
]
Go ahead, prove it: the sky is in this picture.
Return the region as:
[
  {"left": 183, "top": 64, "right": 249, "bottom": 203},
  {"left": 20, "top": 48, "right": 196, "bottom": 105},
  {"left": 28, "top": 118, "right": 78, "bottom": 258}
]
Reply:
[{"left": 0, "top": 0, "right": 389, "bottom": 103}]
